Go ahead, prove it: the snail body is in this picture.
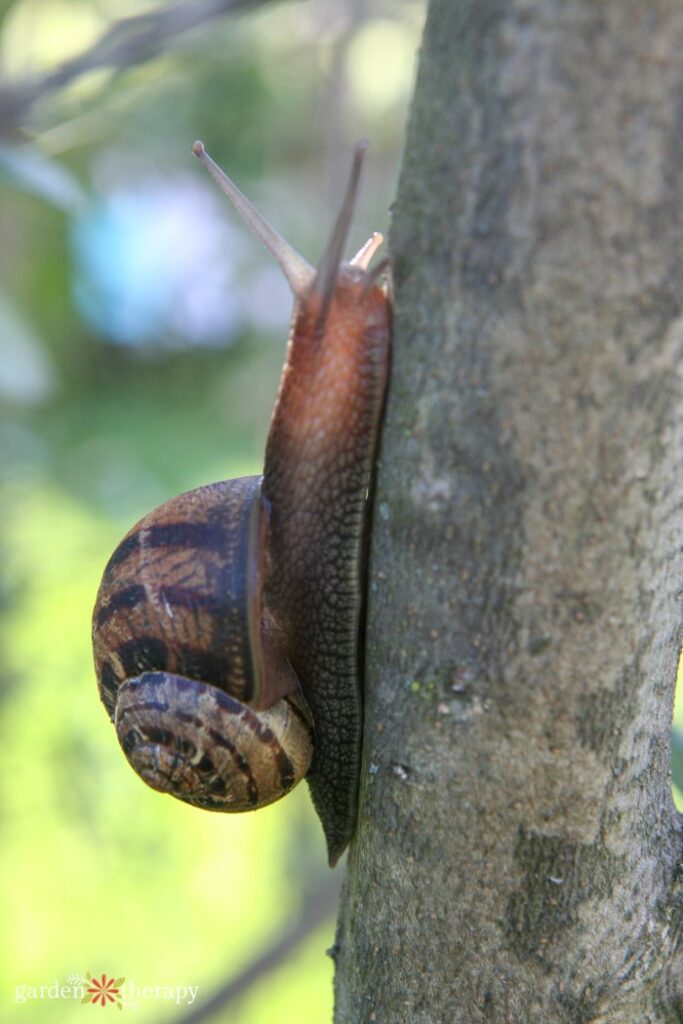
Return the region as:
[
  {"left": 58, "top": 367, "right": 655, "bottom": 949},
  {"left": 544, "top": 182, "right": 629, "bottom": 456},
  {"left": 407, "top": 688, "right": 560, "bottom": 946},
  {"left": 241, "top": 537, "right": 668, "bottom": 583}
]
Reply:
[{"left": 92, "top": 141, "right": 390, "bottom": 865}]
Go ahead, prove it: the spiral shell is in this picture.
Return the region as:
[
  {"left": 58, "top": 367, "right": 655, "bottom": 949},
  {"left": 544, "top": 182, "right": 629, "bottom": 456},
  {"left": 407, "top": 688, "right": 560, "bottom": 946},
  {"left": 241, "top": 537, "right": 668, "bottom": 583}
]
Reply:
[
  {"left": 92, "top": 476, "right": 313, "bottom": 810},
  {"left": 115, "top": 673, "right": 312, "bottom": 811}
]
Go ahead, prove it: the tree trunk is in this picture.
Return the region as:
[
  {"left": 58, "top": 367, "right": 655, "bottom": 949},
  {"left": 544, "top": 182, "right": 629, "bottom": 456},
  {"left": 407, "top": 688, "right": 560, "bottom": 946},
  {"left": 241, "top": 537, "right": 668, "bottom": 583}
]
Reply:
[{"left": 334, "top": 1, "right": 683, "bottom": 1020}]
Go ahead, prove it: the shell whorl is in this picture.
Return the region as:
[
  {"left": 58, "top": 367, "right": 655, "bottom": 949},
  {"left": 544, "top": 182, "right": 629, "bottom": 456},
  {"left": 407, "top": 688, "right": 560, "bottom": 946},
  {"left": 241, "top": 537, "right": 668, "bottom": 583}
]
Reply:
[
  {"left": 115, "top": 672, "right": 312, "bottom": 811},
  {"left": 92, "top": 476, "right": 313, "bottom": 811}
]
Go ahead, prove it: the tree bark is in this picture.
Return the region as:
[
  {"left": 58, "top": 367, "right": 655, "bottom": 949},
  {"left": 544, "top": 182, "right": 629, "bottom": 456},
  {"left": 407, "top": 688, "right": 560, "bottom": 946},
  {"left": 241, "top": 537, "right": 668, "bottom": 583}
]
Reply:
[{"left": 335, "top": 1, "right": 683, "bottom": 1020}]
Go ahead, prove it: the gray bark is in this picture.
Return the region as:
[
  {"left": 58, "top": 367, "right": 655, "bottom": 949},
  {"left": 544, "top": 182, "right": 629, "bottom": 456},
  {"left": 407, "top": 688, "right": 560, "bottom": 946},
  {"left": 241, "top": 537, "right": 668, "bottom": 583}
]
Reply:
[{"left": 334, "top": 1, "right": 683, "bottom": 1021}]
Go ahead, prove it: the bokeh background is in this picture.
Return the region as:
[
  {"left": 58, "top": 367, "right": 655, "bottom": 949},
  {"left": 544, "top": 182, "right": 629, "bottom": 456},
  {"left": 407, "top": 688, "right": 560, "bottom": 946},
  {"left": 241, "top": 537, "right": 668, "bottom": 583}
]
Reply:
[
  {"left": 1, "top": 1, "right": 681, "bottom": 1021},
  {"left": 0, "top": 1, "right": 422, "bottom": 1020}
]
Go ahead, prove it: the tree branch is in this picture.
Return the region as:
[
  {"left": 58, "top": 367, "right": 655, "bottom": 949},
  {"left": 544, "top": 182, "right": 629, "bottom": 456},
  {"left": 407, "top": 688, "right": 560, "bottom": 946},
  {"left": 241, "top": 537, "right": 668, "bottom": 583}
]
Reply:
[{"left": 0, "top": 0, "right": 271, "bottom": 131}]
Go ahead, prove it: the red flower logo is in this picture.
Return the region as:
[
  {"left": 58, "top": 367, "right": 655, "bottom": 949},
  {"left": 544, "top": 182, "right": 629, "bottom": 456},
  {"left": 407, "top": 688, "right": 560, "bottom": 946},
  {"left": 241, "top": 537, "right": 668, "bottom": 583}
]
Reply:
[{"left": 81, "top": 973, "right": 125, "bottom": 1009}]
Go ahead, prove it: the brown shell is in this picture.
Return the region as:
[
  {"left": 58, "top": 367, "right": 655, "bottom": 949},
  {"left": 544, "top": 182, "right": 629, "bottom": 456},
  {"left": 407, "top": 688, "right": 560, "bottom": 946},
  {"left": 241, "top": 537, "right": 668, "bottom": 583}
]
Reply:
[
  {"left": 92, "top": 475, "right": 314, "bottom": 813},
  {"left": 92, "top": 477, "right": 266, "bottom": 716},
  {"left": 114, "top": 672, "right": 313, "bottom": 811}
]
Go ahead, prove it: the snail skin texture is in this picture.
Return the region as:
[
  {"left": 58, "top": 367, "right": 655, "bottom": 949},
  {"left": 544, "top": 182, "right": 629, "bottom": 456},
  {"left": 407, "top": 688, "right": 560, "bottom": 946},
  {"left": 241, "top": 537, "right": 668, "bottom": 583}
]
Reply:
[{"left": 92, "top": 140, "right": 391, "bottom": 866}]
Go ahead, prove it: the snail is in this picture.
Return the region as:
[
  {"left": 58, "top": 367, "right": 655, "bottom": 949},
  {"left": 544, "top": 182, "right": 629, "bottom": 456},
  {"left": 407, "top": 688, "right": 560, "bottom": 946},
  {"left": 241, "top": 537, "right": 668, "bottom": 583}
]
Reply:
[{"left": 92, "top": 139, "right": 391, "bottom": 866}]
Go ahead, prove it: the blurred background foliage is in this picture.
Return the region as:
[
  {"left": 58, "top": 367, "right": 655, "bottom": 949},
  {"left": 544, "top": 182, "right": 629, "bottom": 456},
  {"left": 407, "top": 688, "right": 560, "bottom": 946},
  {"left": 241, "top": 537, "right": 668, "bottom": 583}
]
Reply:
[
  {"left": 1, "top": 1, "right": 682, "bottom": 1021},
  {"left": 0, "top": 0, "right": 422, "bottom": 1020}
]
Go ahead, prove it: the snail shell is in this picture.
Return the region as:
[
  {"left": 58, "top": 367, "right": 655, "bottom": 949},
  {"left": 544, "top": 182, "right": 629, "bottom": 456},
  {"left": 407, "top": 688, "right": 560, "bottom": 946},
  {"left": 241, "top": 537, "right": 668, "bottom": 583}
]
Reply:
[{"left": 93, "top": 478, "right": 313, "bottom": 811}]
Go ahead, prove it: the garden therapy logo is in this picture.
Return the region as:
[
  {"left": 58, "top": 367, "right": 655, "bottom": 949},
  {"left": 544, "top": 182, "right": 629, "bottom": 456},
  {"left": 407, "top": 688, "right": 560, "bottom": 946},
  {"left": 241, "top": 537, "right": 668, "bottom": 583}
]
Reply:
[
  {"left": 14, "top": 973, "right": 199, "bottom": 1008},
  {"left": 82, "top": 973, "right": 124, "bottom": 1009}
]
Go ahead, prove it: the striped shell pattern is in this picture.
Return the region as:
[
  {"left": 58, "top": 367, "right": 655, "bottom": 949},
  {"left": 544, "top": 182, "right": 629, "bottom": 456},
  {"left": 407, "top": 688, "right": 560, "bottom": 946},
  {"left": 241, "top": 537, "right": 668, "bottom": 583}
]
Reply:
[{"left": 92, "top": 477, "right": 314, "bottom": 812}]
